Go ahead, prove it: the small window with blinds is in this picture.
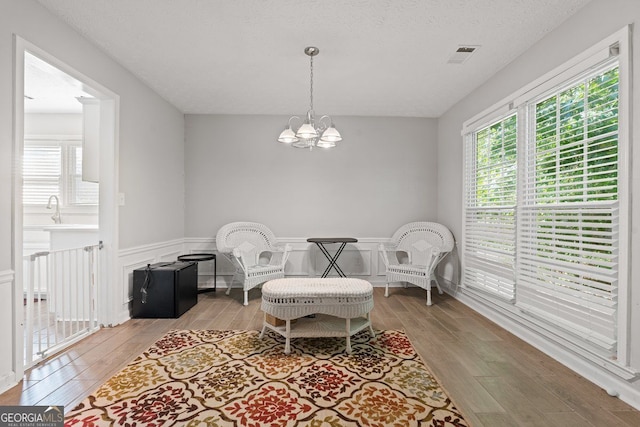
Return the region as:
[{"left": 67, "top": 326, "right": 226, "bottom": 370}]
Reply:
[
  {"left": 23, "top": 144, "right": 62, "bottom": 205},
  {"left": 463, "top": 113, "right": 517, "bottom": 300},
  {"left": 517, "top": 62, "right": 619, "bottom": 356},
  {"left": 23, "top": 138, "right": 99, "bottom": 207}
]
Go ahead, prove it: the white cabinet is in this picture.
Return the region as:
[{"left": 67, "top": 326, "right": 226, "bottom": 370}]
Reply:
[{"left": 42, "top": 224, "right": 99, "bottom": 251}]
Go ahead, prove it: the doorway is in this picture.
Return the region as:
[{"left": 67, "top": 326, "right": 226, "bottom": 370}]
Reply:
[{"left": 13, "top": 37, "right": 119, "bottom": 377}]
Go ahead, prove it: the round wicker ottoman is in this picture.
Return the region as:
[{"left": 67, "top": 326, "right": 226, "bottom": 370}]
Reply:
[{"left": 259, "top": 278, "right": 375, "bottom": 354}]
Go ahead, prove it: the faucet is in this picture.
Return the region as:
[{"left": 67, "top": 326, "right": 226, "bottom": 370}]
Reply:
[{"left": 46, "top": 195, "right": 62, "bottom": 224}]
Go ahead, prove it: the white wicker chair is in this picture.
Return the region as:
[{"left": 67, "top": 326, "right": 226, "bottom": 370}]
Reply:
[
  {"left": 216, "top": 222, "right": 291, "bottom": 306},
  {"left": 379, "top": 222, "right": 454, "bottom": 306}
]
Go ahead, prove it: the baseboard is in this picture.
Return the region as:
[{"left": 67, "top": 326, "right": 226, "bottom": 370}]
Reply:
[
  {"left": 0, "top": 371, "right": 17, "bottom": 395},
  {"left": 0, "top": 270, "right": 16, "bottom": 394}
]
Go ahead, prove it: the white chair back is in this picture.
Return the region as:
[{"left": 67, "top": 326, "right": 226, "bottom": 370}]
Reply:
[
  {"left": 391, "top": 222, "right": 454, "bottom": 266},
  {"left": 216, "top": 222, "right": 279, "bottom": 266}
]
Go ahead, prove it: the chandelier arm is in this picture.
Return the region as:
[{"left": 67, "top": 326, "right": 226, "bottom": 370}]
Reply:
[
  {"left": 317, "top": 115, "right": 332, "bottom": 131},
  {"left": 287, "top": 115, "right": 302, "bottom": 129}
]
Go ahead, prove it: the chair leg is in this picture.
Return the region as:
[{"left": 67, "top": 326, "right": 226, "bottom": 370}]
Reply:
[
  {"left": 259, "top": 324, "right": 266, "bottom": 339},
  {"left": 384, "top": 283, "right": 389, "bottom": 297},
  {"left": 426, "top": 288, "right": 432, "bottom": 306},
  {"left": 284, "top": 320, "right": 291, "bottom": 354},
  {"left": 367, "top": 312, "right": 375, "bottom": 337},
  {"left": 433, "top": 275, "right": 444, "bottom": 295},
  {"left": 243, "top": 290, "right": 249, "bottom": 306},
  {"left": 226, "top": 272, "right": 236, "bottom": 296}
]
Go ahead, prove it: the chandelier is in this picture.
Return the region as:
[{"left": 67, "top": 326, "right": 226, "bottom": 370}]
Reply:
[{"left": 277, "top": 46, "right": 342, "bottom": 150}]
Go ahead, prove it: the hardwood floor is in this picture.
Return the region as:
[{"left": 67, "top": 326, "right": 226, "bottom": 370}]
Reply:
[{"left": 2, "top": 287, "right": 639, "bottom": 426}]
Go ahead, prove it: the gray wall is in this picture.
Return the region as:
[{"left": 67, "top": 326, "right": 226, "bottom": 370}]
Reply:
[
  {"left": 185, "top": 115, "right": 438, "bottom": 238},
  {"left": 1, "top": 0, "right": 184, "bottom": 389},
  {"left": 437, "top": 0, "right": 640, "bottom": 400}
]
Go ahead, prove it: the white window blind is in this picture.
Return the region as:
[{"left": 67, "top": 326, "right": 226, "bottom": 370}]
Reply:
[
  {"left": 463, "top": 114, "right": 517, "bottom": 300},
  {"left": 23, "top": 138, "right": 99, "bottom": 207},
  {"left": 517, "top": 63, "right": 619, "bottom": 355},
  {"left": 23, "top": 145, "right": 61, "bottom": 205}
]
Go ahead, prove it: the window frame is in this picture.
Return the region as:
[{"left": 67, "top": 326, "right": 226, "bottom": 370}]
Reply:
[{"left": 461, "top": 26, "right": 631, "bottom": 371}]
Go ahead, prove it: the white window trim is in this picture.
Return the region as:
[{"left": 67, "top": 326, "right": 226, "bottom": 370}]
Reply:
[{"left": 461, "top": 26, "right": 632, "bottom": 372}]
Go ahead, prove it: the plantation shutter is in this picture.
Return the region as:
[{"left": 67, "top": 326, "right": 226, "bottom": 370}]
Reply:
[
  {"left": 463, "top": 114, "right": 517, "bottom": 300},
  {"left": 517, "top": 63, "right": 619, "bottom": 355}
]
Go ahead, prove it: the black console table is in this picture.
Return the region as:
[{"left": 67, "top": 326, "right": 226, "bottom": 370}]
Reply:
[
  {"left": 177, "top": 253, "right": 216, "bottom": 293},
  {"left": 307, "top": 237, "right": 358, "bottom": 278}
]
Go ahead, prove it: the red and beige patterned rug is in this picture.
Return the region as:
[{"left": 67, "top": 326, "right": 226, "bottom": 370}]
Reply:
[{"left": 65, "top": 329, "right": 469, "bottom": 426}]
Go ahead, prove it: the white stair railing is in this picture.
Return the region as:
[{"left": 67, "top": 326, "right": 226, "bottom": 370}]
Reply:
[{"left": 23, "top": 243, "right": 101, "bottom": 367}]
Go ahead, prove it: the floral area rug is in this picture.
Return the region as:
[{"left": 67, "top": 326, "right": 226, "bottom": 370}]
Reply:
[{"left": 65, "top": 329, "right": 469, "bottom": 426}]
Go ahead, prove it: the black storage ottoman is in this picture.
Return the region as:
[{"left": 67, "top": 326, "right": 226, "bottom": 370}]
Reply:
[{"left": 132, "top": 261, "right": 197, "bottom": 318}]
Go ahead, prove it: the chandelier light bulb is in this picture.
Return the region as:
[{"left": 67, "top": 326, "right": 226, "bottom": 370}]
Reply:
[
  {"left": 296, "top": 122, "right": 318, "bottom": 139},
  {"left": 320, "top": 125, "right": 342, "bottom": 143},
  {"left": 278, "top": 126, "right": 298, "bottom": 144}
]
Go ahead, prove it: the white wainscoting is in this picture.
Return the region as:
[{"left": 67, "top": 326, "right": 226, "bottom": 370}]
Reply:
[
  {"left": 116, "top": 239, "right": 184, "bottom": 324},
  {"left": 183, "top": 237, "right": 392, "bottom": 288},
  {"left": 0, "top": 269, "right": 16, "bottom": 394}
]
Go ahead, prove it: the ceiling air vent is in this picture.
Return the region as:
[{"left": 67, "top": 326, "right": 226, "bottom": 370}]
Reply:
[{"left": 447, "top": 45, "right": 479, "bottom": 64}]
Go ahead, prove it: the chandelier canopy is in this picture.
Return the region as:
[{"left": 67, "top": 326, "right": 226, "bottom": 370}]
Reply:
[{"left": 278, "top": 46, "right": 342, "bottom": 150}]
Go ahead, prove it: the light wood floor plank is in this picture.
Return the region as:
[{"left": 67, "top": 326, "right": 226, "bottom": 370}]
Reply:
[
  {"left": 441, "top": 379, "right": 506, "bottom": 413},
  {"left": 0, "top": 287, "right": 637, "bottom": 427},
  {"left": 476, "top": 376, "right": 551, "bottom": 426},
  {"left": 476, "top": 412, "right": 524, "bottom": 427},
  {"left": 539, "top": 411, "right": 597, "bottom": 427},
  {"left": 610, "top": 410, "right": 640, "bottom": 426}
]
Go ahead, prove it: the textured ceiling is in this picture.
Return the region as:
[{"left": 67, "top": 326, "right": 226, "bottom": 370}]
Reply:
[{"left": 36, "top": 0, "right": 591, "bottom": 117}]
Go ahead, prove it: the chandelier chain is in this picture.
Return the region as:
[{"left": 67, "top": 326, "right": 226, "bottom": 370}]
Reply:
[{"left": 309, "top": 55, "right": 314, "bottom": 112}]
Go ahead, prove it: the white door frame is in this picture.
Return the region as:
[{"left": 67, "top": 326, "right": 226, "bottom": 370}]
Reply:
[{"left": 12, "top": 36, "right": 120, "bottom": 380}]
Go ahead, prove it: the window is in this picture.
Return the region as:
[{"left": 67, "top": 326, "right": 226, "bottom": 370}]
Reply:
[
  {"left": 23, "top": 143, "right": 61, "bottom": 205},
  {"left": 23, "top": 137, "right": 99, "bottom": 207},
  {"left": 462, "top": 33, "right": 627, "bottom": 362},
  {"left": 463, "top": 114, "right": 517, "bottom": 300},
  {"left": 518, "top": 63, "right": 619, "bottom": 355}
]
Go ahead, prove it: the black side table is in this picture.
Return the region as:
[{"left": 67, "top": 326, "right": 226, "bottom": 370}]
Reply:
[
  {"left": 307, "top": 238, "right": 358, "bottom": 278},
  {"left": 177, "top": 253, "right": 216, "bottom": 293}
]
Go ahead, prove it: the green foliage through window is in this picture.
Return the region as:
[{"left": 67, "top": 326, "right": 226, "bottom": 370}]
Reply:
[
  {"left": 475, "top": 114, "right": 517, "bottom": 207},
  {"left": 534, "top": 67, "right": 618, "bottom": 204}
]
